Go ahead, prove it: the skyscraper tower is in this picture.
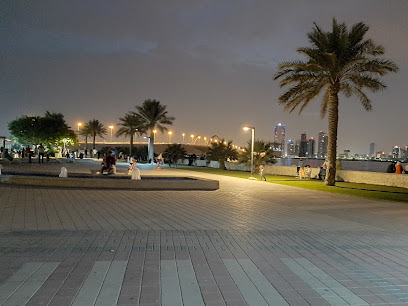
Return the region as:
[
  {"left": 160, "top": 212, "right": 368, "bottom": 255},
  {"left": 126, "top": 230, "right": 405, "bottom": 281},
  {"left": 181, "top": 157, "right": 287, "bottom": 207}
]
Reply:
[
  {"left": 307, "top": 137, "right": 316, "bottom": 158},
  {"left": 318, "top": 131, "right": 328, "bottom": 158},
  {"left": 287, "top": 139, "right": 295, "bottom": 156},
  {"left": 369, "top": 143, "right": 375, "bottom": 157},
  {"left": 299, "top": 133, "right": 307, "bottom": 157},
  {"left": 274, "top": 123, "right": 286, "bottom": 157}
]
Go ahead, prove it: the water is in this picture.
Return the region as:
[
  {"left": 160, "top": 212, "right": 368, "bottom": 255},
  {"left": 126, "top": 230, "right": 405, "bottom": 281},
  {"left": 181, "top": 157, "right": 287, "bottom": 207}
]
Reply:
[{"left": 275, "top": 158, "right": 403, "bottom": 173}]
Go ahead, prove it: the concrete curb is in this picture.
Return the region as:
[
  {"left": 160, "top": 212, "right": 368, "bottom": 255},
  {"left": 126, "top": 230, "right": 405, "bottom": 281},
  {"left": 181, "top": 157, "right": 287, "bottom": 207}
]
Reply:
[{"left": 0, "top": 174, "right": 219, "bottom": 191}]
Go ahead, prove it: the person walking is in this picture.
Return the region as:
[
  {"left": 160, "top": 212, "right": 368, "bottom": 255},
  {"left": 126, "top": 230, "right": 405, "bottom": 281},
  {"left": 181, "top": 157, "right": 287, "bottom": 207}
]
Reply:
[
  {"left": 259, "top": 164, "right": 266, "bottom": 181},
  {"left": 38, "top": 144, "right": 45, "bottom": 163}
]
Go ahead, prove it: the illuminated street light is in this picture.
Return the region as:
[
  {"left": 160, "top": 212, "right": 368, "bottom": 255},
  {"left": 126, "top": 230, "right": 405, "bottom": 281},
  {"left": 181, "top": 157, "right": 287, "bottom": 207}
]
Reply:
[
  {"left": 198, "top": 136, "right": 201, "bottom": 144},
  {"left": 182, "top": 133, "right": 185, "bottom": 144},
  {"left": 168, "top": 131, "right": 173, "bottom": 143},
  {"left": 109, "top": 125, "right": 114, "bottom": 142},
  {"left": 243, "top": 126, "right": 256, "bottom": 180},
  {"left": 190, "top": 134, "right": 194, "bottom": 144}
]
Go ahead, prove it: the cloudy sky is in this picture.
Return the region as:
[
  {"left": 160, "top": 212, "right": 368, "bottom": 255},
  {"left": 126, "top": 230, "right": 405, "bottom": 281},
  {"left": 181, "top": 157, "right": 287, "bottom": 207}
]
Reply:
[{"left": 1, "top": 0, "right": 407, "bottom": 154}]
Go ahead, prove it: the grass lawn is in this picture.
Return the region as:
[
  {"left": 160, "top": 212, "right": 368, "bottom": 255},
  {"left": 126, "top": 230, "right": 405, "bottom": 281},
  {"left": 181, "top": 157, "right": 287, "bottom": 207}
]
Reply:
[{"left": 177, "top": 166, "right": 408, "bottom": 203}]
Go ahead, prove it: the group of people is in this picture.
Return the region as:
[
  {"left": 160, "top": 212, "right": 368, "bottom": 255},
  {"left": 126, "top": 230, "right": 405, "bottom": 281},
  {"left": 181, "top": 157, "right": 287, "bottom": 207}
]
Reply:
[
  {"left": 297, "top": 158, "right": 342, "bottom": 180},
  {"left": 387, "top": 161, "right": 408, "bottom": 174}
]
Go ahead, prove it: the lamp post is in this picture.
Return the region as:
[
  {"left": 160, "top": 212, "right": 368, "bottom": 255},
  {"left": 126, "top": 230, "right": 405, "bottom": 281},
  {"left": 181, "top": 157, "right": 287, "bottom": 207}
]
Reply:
[
  {"left": 168, "top": 131, "right": 172, "bottom": 143},
  {"left": 143, "top": 136, "right": 151, "bottom": 162},
  {"left": 153, "top": 130, "right": 157, "bottom": 143},
  {"left": 77, "top": 123, "right": 82, "bottom": 149},
  {"left": 190, "top": 134, "right": 194, "bottom": 144},
  {"left": 243, "top": 126, "right": 256, "bottom": 179},
  {"left": 182, "top": 133, "right": 185, "bottom": 144},
  {"left": 109, "top": 125, "right": 114, "bottom": 142}
]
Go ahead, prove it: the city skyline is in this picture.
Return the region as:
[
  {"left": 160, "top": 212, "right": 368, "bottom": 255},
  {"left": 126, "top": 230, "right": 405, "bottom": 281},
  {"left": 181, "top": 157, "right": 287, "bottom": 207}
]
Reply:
[{"left": 1, "top": 1, "right": 407, "bottom": 155}]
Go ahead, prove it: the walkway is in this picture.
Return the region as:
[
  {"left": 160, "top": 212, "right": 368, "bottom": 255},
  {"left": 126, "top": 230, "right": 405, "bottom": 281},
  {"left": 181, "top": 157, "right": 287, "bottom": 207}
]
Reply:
[{"left": 0, "top": 162, "right": 408, "bottom": 305}]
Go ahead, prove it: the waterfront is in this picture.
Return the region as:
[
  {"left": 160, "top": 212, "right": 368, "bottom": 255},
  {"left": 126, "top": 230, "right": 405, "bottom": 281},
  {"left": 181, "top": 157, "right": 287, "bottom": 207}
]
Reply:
[{"left": 275, "top": 158, "right": 407, "bottom": 173}]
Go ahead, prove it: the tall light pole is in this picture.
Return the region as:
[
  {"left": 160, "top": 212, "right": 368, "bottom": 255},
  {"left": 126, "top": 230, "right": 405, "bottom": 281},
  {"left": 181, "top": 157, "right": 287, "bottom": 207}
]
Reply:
[
  {"left": 168, "top": 131, "right": 172, "bottom": 143},
  {"left": 77, "top": 123, "right": 82, "bottom": 149},
  {"left": 109, "top": 125, "right": 114, "bottom": 142},
  {"left": 182, "top": 133, "right": 185, "bottom": 144},
  {"left": 197, "top": 136, "right": 201, "bottom": 145},
  {"left": 190, "top": 134, "right": 194, "bottom": 144},
  {"left": 243, "top": 126, "right": 256, "bottom": 179},
  {"left": 153, "top": 130, "right": 157, "bottom": 143}
]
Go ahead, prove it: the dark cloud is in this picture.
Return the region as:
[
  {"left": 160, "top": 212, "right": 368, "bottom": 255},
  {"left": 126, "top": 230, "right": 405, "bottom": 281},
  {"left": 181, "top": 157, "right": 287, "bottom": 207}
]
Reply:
[{"left": 1, "top": 0, "right": 407, "bottom": 154}]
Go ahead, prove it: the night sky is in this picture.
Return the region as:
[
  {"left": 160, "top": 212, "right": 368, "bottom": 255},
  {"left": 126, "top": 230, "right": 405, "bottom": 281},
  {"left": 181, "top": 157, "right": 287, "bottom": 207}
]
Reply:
[{"left": 1, "top": 1, "right": 407, "bottom": 155}]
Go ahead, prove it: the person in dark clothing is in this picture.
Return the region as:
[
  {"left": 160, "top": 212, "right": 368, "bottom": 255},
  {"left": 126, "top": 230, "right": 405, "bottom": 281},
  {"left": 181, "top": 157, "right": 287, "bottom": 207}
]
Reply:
[{"left": 386, "top": 162, "right": 396, "bottom": 173}]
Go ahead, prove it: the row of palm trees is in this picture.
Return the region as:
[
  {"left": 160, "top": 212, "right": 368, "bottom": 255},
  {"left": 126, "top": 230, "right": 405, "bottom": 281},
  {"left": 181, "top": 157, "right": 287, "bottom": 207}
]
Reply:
[{"left": 80, "top": 99, "right": 174, "bottom": 160}]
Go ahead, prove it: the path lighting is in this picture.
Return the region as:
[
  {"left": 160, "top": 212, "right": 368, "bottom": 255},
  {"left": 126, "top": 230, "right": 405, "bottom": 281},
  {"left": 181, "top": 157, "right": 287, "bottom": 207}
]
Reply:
[
  {"left": 168, "top": 131, "right": 173, "bottom": 143},
  {"left": 190, "top": 134, "right": 194, "bottom": 144},
  {"left": 109, "top": 125, "right": 114, "bottom": 142},
  {"left": 243, "top": 126, "right": 256, "bottom": 180},
  {"left": 182, "top": 133, "right": 185, "bottom": 144},
  {"left": 198, "top": 136, "right": 201, "bottom": 144},
  {"left": 153, "top": 130, "right": 157, "bottom": 143}
]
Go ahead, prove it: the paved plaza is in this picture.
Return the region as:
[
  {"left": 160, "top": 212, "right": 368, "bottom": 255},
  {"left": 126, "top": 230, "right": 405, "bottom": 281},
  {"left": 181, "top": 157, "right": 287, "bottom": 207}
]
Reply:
[{"left": 1, "top": 162, "right": 408, "bottom": 305}]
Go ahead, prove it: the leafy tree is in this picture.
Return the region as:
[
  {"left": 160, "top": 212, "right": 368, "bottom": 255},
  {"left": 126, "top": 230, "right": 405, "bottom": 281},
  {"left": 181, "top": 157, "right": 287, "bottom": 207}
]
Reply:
[
  {"left": 116, "top": 113, "right": 145, "bottom": 156},
  {"left": 84, "top": 119, "right": 107, "bottom": 152},
  {"left": 274, "top": 18, "right": 398, "bottom": 185},
  {"left": 239, "top": 140, "right": 276, "bottom": 169},
  {"left": 8, "top": 112, "right": 76, "bottom": 149},
  {"left": 164, "top": 144, "right": 187, "bottom": 167},
  {"left": 134, "top": 99, "right": 175, "bottom": 162},
  {"left": 207, "top": 139, "right": 238, "bottom": 169}
]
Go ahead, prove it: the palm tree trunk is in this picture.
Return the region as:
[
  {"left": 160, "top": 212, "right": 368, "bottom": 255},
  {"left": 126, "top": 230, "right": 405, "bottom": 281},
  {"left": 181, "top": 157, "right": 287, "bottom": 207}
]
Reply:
[
  {"left": 93, "top": 135, "right": 96, "bottom": 157},
  {"left": 325, "top": 86, "right": 339, "bottom": 186},
  {"left": 149, "top": 130, "right": 154, "bottom": 163},
  {"left": 130, "top": 134, "right": 133, "bottom": 156}
]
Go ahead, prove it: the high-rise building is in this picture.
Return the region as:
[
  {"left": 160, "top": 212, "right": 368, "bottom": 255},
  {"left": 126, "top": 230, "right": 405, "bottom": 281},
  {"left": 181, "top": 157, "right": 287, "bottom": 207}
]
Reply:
[
  {"left": 307, "top": 137, "right": 315, "bottom": 158},
  {"left": 273, "top": 123, "right": 286, "bottom": 156},
  {"left": 318, "top": 131, "right": 328, "bottom": 158},
  {"left": 299, "top": 133, "right": 307, "bottom": 157},
  {"left": 295, "top": 140, "right": 301, "bottom": 156},
  {"left": 369, "top": 143, "right": 375, "bottom": 157},
  {"left": 287, "top": 139, "right": 295, "bottom": 156}
]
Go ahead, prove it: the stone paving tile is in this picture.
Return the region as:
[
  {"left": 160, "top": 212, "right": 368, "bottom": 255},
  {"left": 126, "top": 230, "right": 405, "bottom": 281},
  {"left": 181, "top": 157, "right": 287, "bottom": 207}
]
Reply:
[{"left": 1, "top": 166, "right": 408, "bottom": 305}]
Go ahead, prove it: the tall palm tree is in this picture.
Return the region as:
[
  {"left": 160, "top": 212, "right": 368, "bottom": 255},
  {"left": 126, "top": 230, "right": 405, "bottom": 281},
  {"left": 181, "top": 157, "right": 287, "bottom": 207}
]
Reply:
[
  {"left": 274, "top": 18, "right": 398, "bottom": 185},
  {"left": 134, "top": 99, "right": 175, "bottom": 163},
  {"left": 79, "top": 126, "right": 91, "bottom": 152},
  {"left": 207, "top": 139, "right": 238, "bottom": 169},
  {"left": 84, "top": 119, "right": 107, "bottom": 154},
  {"left": 116, "top": 113, "right": 145, "bottom": 156}
]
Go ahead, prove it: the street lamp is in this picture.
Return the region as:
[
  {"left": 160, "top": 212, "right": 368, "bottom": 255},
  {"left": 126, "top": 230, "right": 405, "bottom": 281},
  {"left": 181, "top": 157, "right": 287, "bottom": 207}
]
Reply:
[
  {"left": 153, "top": 130, "right": 157, "bottom": 143},
  {"left": 190, "top": 134, "right": 194, "bottom": 144},
  {"left": 197, "top": 136, "right": 201, "bottom": 145},
  {"left": 143, "top": 136, "right": 151, "bottom": 162},
  {"left": 243, "top": 126, "right": 256, "bottom": 180},
  {"left": 182, "top": 133, "right": 185, "bottom": 144},
  {"left": 77, "top": 123, "right": 82, "bottom": 149},
  {"left": 109, "top": 125, "right": 114, "bottom": 142},
  {"left": 168, "top": 131, "right": 172, "bottom": 143}
]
